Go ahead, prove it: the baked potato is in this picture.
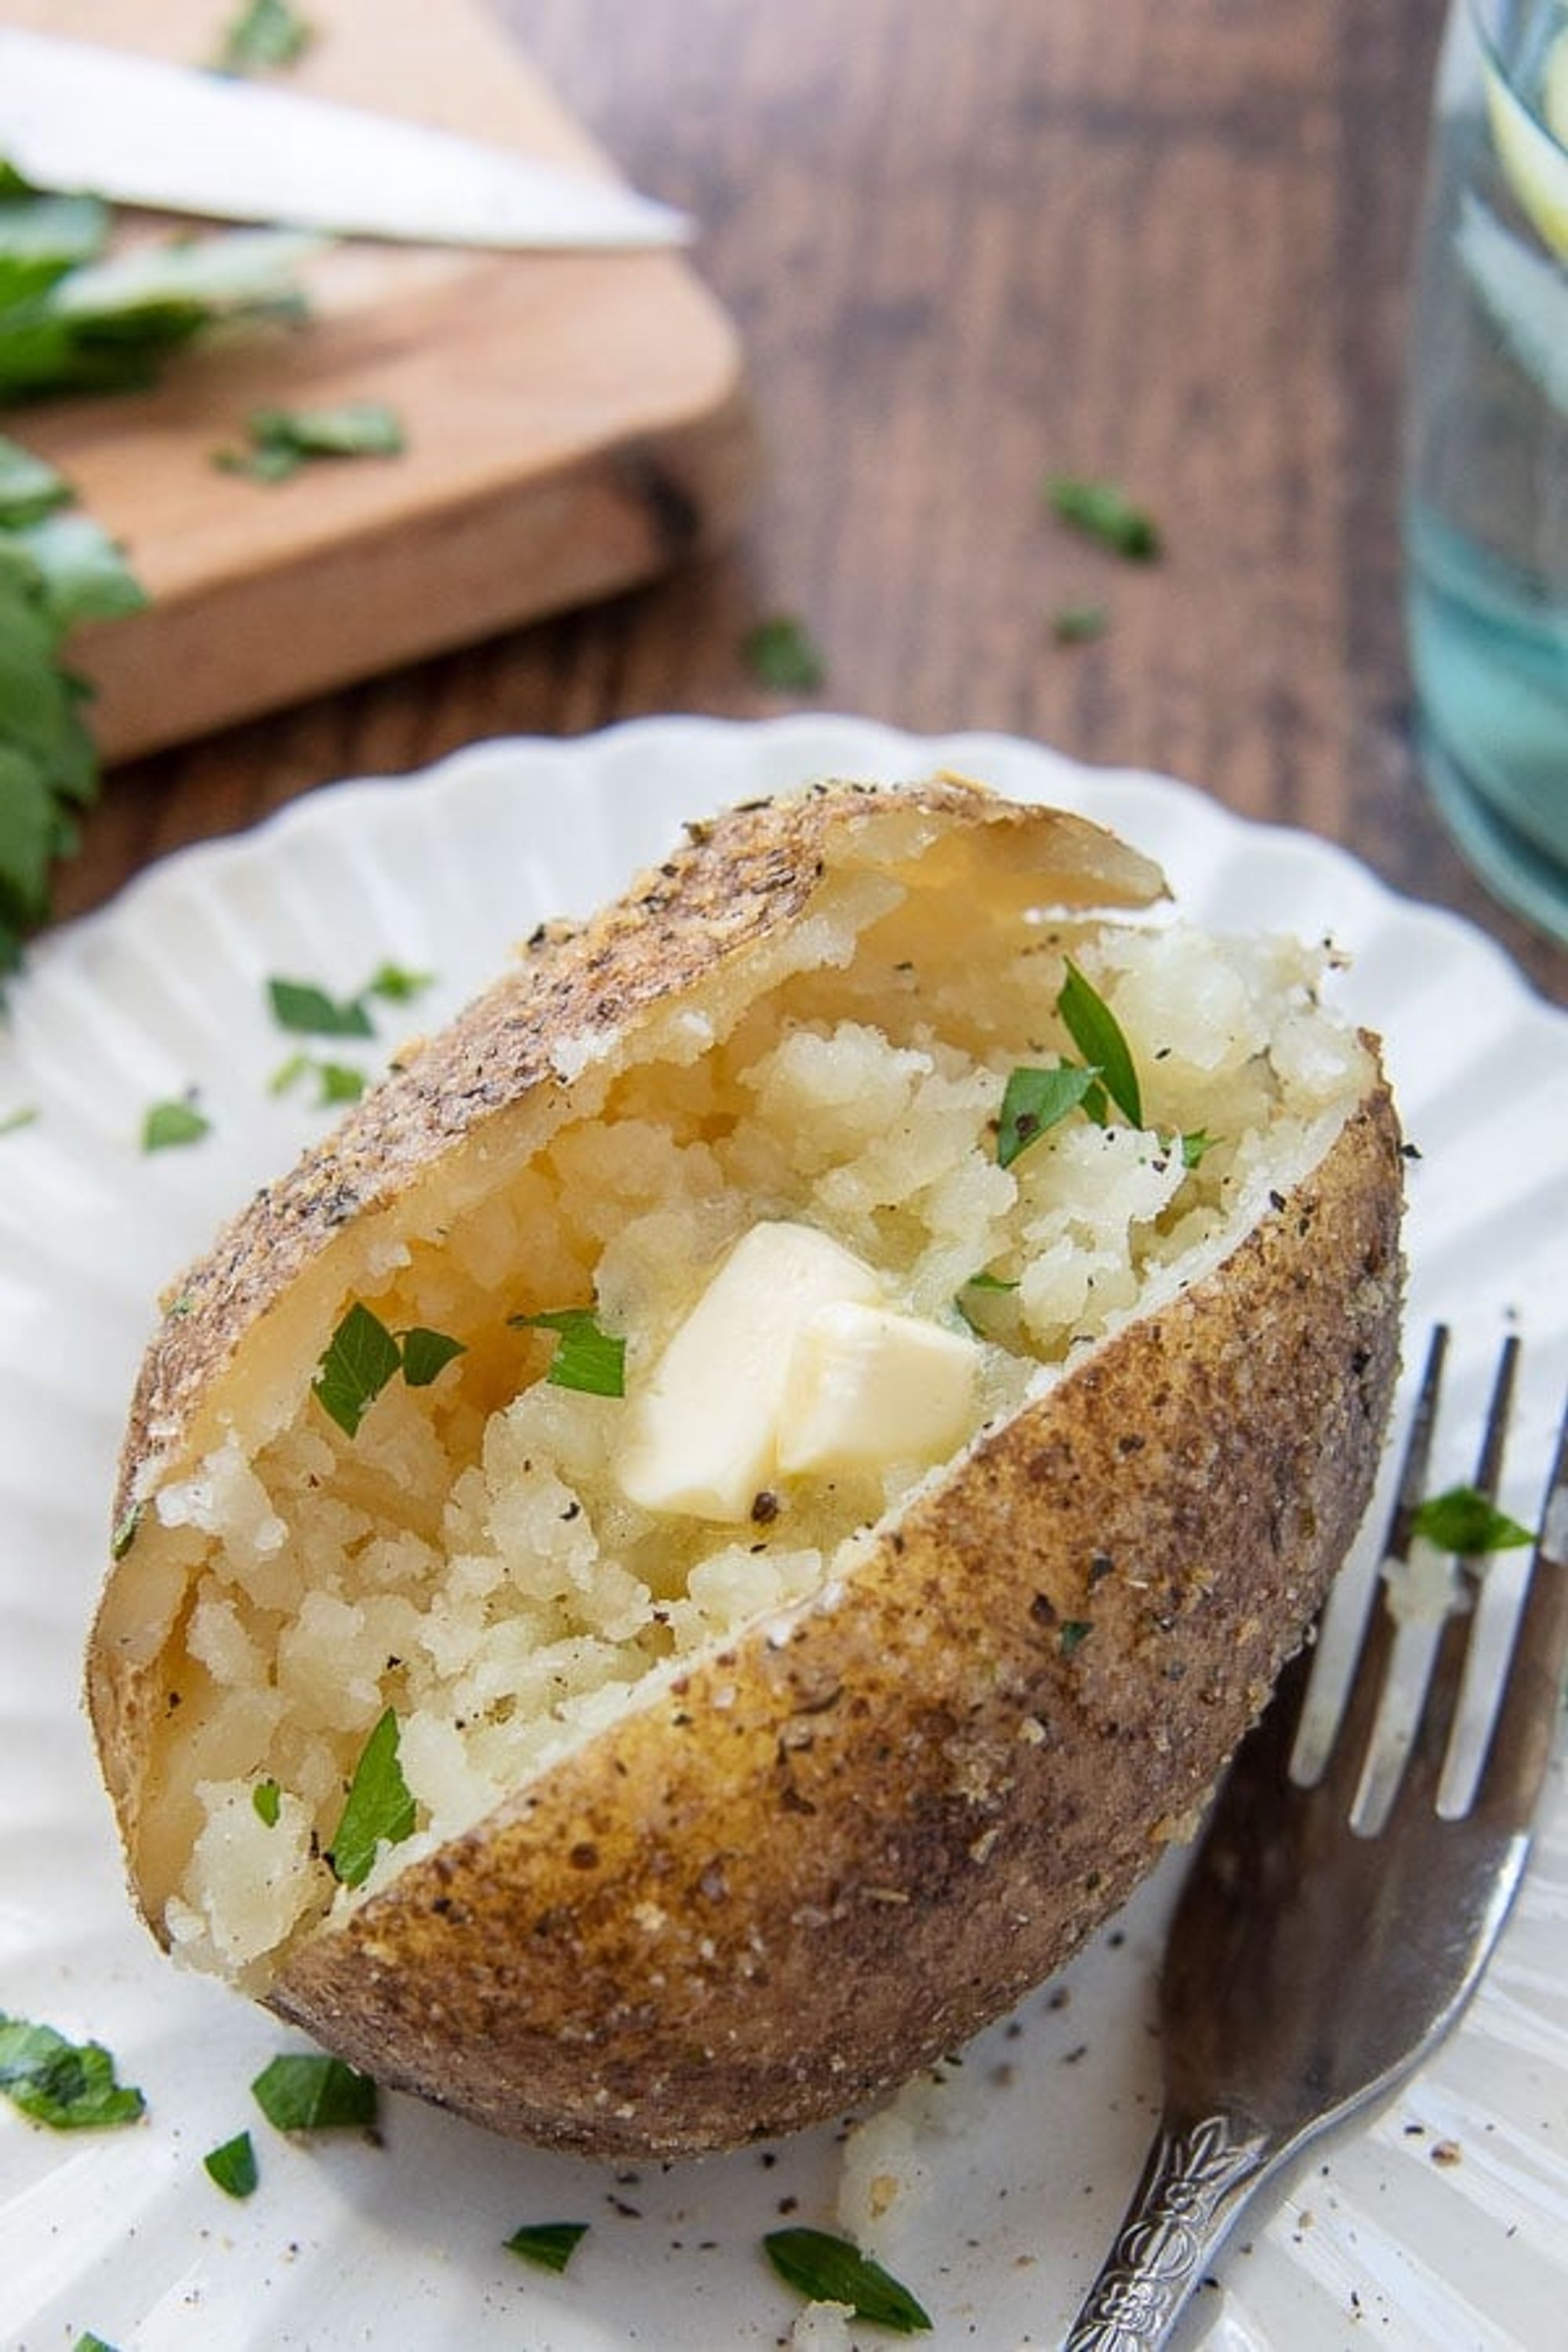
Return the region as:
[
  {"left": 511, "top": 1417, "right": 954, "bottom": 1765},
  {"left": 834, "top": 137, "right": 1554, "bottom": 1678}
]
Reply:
[{"left": 89, "top": 775, "right": 1403, "bottom": 2158}]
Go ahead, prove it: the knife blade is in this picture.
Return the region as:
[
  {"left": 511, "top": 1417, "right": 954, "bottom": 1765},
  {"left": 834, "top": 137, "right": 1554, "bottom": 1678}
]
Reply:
[{"left": 0, "top": 27, "right": 691, "bottom": 250}]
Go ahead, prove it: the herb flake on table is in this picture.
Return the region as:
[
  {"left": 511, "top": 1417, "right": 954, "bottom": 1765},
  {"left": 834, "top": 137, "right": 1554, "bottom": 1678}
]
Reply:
[
  {"left": 327, "top": 1708, "right": 416, "bottom": 1889},
  {"left": 216, "top": 401, "right": 405, "bottom": 485},
  {"left": 741, "top": 613, "right": 827, "bottom": 692},
  {"left": 270, "top": 1050, "right": 367, "bottom": 1107},
  {"left": 0, "top": 2013, "right": 145, "bottom": 2130},
  {"left": 504, "top": 2220, "right": 590, "bottom": 2274},
  {"left": 251, "top": 2052, "right": 378, "bottom": 2132},
  {"left": 1051, "top": 602, "right": 1109, "bottom": 644},
  {"left": 1044, "top": 474, "right": 1162, "bottom": 561},
  {"left": 203, "top": 2128, "right": 260, "bottom": 2198},
  {"left": 763, "top": 2227, "right": 931, "bottom": 2333},
  {"left": 510, "top": 1307, "right": 626, "bottom": 1398},
  {"left": 213, "top": 0, "right": 317, "bottom": 76},
  {"left": 0, "top": 1104, "right": 37, "bottom": 1134},
  {"left": 1410, "top": 1486, "right": 1535, "bottom": 1556}
]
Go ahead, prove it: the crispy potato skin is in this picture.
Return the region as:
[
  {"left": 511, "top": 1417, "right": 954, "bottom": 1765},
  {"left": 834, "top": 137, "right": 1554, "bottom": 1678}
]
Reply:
[{"left": 270, "top": 1085, "right": 1403, "bottom": 2158}]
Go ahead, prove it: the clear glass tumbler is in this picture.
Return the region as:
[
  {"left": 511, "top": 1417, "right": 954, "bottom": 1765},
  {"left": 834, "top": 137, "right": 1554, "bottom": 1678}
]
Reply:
[{"left": 1403, "top": 0, "right": 1568, "bottom": 942}]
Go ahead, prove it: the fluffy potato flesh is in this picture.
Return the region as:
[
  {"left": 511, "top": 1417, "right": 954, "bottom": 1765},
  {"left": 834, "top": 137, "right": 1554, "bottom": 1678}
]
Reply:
[{"left": 90, "top": 780, "right": 1403, "bottom": 2155}]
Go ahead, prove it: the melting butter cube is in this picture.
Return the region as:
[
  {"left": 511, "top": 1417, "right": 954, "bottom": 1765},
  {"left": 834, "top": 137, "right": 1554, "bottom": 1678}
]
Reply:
[
  {"left": 616, "top": 1221, "right": 882, "bottom": 1521},
  {"left": 778, "top": 1300, "right": 977, "bottom": 1479}
]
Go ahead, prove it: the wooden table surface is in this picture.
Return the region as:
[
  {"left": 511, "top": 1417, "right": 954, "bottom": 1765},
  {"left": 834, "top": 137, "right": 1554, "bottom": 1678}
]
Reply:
[{"left": 44, "top": 0, "right": 1568, "bottom": 1009}]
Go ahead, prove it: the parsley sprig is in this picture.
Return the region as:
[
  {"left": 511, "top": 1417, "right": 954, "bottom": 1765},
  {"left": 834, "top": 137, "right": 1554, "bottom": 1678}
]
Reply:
[
  {"left": 313, "top": 1301, "right": 466, "bottom": 1437},
  {"left": 0, "top": 2013, "right": 145, "bottom": 2130}
]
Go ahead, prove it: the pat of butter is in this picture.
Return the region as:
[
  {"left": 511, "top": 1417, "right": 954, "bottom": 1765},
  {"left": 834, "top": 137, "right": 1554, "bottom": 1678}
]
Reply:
[
  {"left": 777, "top": 1300, "right": 976, "bottom": 1479},
  {"left": 616, "top": 1221, "right": 882, "bottom": 1521}
]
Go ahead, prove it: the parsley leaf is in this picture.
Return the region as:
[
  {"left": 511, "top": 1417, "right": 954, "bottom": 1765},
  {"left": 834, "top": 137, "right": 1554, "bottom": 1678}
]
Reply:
[
  {"left": 399, "top": 1326, "right": 468, "bottom": 1388},
  {"left": 741, "top": 614, "right": 827, "bottom": 692},
  {"left": 326, "top": 1707, "right": 416, "bottom": 1889},
  {"left": 0, "top": 2013, "right": 145, "bottom": 2130},
  {"left": 1411, "top": 1486, "right": 1535, "bottom": 1556},
  {"left": 268, "top": 976, "right": 376, "bottom": 1039},
  {"left": 216, "top": 401, "right": 405, "bottom": 484},
  {"left": 1051, "top": 603, "right": 1109, "bottom": 644},
  {"left": 510, "top": 1307, "right": 626, "bottom": 1397},
  {"left": 1044, "top": 474, "right": 1162, "bottom": 561},
  {"left": 142, "top": 1096, "right": 212, "bottom": 1152},
  {"left": 763, "top": 2227, "right": 931, "bottom": 2334},
  {"left": 505, "top": 2221, "right": 590, "bottom": 2274},
  {"left": 214, "top": 0, "right": 317, "bottom": 75},
  {"left": 313, "top": 1301, "right": 404, "bottom": 1436},
  {"left": 996, "top": 1063, "right": 1101, "bottom": 1168},
  {"left": 1057, "top": 960, "right": 1142, "bottom": 1127},
  {"left": 252, "top": 1778, "right": 282, "bottom": 1827},
  {"left": 270, "top": 1050, "right": 367, "bottom": 1106},
  {"left": 0, "top": 1103, "right": 37, "bottom": 1135},
  {"left": 73, "top": 2336, "right": 119, "bottom": 2352},
  {"left": 251, "top": 2053, "right": 377, "bottom": 2132},
  {"left": 203, "top": 2128, "right": 260, "bottom": 2198},
  {"left": 1058, "top": 1619, "right": 1093, "bottom": 1657}
]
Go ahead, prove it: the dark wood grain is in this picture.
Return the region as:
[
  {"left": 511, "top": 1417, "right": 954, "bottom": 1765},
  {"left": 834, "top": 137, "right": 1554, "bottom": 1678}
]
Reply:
[{"left": 45, "top": 0, "right": 1568, "bottom": 1005}]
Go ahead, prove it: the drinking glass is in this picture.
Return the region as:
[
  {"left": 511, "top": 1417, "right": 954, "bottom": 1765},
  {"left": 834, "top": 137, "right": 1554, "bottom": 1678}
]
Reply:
[{"left": 1403, "top": 0, "right": 1568, "bottom": 942}]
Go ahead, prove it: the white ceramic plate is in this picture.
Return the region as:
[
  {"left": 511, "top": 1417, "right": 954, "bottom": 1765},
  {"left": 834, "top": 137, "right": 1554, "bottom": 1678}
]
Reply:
[{"left": 1, "top": 716, "right": 1564, "bottom": 2352}]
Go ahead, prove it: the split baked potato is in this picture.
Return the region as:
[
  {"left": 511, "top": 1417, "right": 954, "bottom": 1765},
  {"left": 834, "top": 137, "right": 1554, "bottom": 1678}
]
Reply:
[{"left": 89, "top": 776, "right": 1403, "bottom": 2158}]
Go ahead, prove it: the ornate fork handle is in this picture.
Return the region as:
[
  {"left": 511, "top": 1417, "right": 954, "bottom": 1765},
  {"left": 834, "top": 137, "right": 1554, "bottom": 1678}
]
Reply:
[{"left": 1062, "top": 2111, "right": 1275, "bottom": 2351}]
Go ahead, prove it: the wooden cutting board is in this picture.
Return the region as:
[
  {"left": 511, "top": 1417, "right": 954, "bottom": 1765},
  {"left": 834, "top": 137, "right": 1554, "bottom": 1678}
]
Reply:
[{"left": 8, "top": 0, "right": 753, "bottom": 760}]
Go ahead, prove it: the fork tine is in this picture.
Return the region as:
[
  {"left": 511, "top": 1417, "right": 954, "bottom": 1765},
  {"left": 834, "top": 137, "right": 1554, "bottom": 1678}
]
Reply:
[
  {"left": 1298, "top": 1327, "right": 1447, "bottom": 1813},
  {"left": 1473, "top": 1386, "right": 1568, "bottom": 1833},
  {"left": 1390, "top": 1334, "right": 1519, "bottom": 1823}
]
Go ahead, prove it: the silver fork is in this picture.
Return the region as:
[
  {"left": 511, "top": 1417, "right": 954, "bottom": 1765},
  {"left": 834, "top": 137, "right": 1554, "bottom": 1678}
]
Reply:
[{"left": 1063, "top": 1325, "right": 1568, "bottom": 2351}]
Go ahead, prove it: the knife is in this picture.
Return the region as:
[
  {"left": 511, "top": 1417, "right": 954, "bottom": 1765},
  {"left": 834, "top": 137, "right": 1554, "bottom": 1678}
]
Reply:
[{"left": 0, "top": 27, "right": 691, "bottom": 250}]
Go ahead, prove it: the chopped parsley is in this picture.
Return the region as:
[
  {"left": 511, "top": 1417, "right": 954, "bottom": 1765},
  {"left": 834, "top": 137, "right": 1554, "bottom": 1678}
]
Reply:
[
  {"left": 203, "top": 2128, "right": 260, "bottom": 2198},
  {"left": 270, "top": 1051, "right": 367, "bottom": 1107},
  {"left": 1058, "top": 1619, "right": 1093, "bottom": 1657},
  {"left": 252, "top": 1777, "right": 282, "bottom": 1827},
  {"left": 213, "top": 0, "right": 317, "bottom": 75},
  {"left": 510, "top": 1307, "right": 626, "bottom": 1398},
  {"left": 1411, "top": 1486, "right": 1535, "bottom": 1557},
  {"left": 327, "top": 1708, "right": 416, "bottom": 1889},
  {"left": 996, "top": 1063, "right": 1101, "bottom": 1168},
  {"left": 216, "top": 400, "right": 406, "bottom": 485},
  {"left": 1057, "top": 959, "right": 1142, "bottom": 1127},
  {"left": 1051, "top": 603, "right": 1109, "bottom": 644},
  {"left": 504, "top": 2220, "right": 590, "bottom": 2274},
  {"left": 311, "top": 1302, "right": 466, "bottom": 1437},
  {"left": 141, "top": 1096, "right": 212, "bottom": 1152},
  {"left": 1044, "top": 474, "right": 1162, "bottom": 561},
  {"left": 111, "top": 1504, "right": 140, "bottom": 1560},
  {"left": 73, "top": 2336, "right": 119, "bottom": 2352},
  {"left": 763, "top": 2227, "right": 931, "bottom": 2334},
  {"left": 267, "top": 977, "right": 377, "bottom": 1040},
  {"left": 251, "top": 2052, "right": 378, "bottom": 2132},
  {"left": 0, "top": 2013, "right": 145, "bottom": 2130},
  {"left": 0, "top": 1104, "right": 38, "bottom": 1134},
  {"left": 741, "top": 614, "right": 827, "bottom": 692}
]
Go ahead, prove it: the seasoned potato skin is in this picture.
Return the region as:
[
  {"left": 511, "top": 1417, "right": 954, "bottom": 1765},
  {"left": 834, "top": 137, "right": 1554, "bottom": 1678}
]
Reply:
[
  {"left": 90, "top": 776, "right": 1403, "bottom": 2158},
  {"left": 269, "top": 1088, "right": 1402, "bottom": 2158}
]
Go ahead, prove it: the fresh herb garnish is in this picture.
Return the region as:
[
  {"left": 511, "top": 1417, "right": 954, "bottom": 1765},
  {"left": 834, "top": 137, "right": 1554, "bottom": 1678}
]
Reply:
[
  {"left": 996, "top": 1063, "right": 1101, "bottom": 1168},
  {"left": 216, "top": 400, "right": 405, "bottom": 485},
  {"left": 1058, "top": 1619, "right": 1093, "bottom": 1657},
  {"left": 1051, "top": 603, "right": 1109, "bottom": 644},
  {"left": 510, "top": 1307, "right": 626, "bottom": 1398},
  {"left": 327, "top": 1708, "right": 416, "bottom": 1889},
  {"left": 313, "top": 1302, "right": 466, "bottom": 1436},
  {"left": 213, "top": 0, "right": 317, "bottom": 75},
  {"left": 203, "top": 2128, "right": 260, "bottom": 2198},
  {"left": 504, "top": 2221, "right": 590, "bottom": 2274},
  {"left": 251, "top": 2052, "right": 378, "bottom": 2132},
  {"left": 270, "top": 1050, "right": 367, "bottom": 1107},
  {"left": 1411, "top": 1486, "right": 1535, "bottom": 1557},
  {"left": 0, "top": 1104, "right": 37, "bottom": 1134},
  {"left": 1180, "top": 1128, "right": 1215, "bottom": 1169},
  {"left": 0, "top": 2013, "right": 145, "bottom": 2130},
  {"left": 399, "top": 1326, "right": 469, "bottom": 1388},
  {"left": 741, "top": 614, "right": 827, "bottom": 692},
  {"left": 141, "top": 1096, "right": 212, "bottom": 1152},
  {"left": 252, "top": 1777, "right": 282, "bottom": 1827},
  {"left": 111, "top": 1504, "right": 140, "bottom": 1561},
  {"left": 1058, "top": 959, "right": 1142, "bottom": 1127},
  {"left": 267, "top": 976, "right": 376, "bottom": 1040},
  {"left": 73, "top": 2336, "right": 119, "bottom": 2352},
  {"left": 1044, "top": 475, "right": 1162, "bottom": 561},
  {"left": 763, "top": 2227, "right": 931, "bottom": 2334}
]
